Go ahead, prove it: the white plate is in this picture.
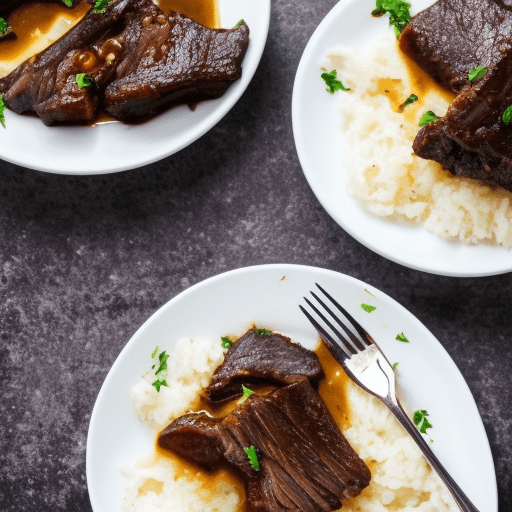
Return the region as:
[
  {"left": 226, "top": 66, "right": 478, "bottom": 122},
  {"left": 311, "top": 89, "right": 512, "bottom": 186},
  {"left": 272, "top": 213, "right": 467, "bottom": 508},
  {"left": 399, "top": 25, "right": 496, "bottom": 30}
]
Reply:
[
  {"left": 292, "top": 0, "right": 512, "bottom": 277},
  {"left": 86, "top": 264, "right": 496, "bottom": 512},
  {"left": 0, "top": 0, "right": 270, "bottom": 174}
]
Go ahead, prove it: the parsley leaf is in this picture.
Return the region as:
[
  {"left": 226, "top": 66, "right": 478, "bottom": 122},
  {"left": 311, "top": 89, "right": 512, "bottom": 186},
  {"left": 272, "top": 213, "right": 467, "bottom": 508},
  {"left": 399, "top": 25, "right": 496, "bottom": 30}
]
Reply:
[
  {"left": 468, "top": 67, "right": 487, "bottom": 84},
  {"left": 395, "top": 332, "right": 409, "bottom": 343},
  {"left": 221, "top": 336, "right": 234, "bottom": 349},
  {"left": 240, "top": 385, "right": 255, "bottom": 402},
  {"left": 244, "top": 445, "right": 260, "bottom": 470},
  {"left": 372, "top": 0, "right": 412, "bottom": 37},
  {"left": 321, "top": 69, "right": 350, "bottom": 94},
  {"left": 62, "top": 0, "right": 73, "bottom": 6},
  {"left": 0, "top": 95, "right": 6, "bottom": 129},
  {"left": 254, "top": 328, "right": 272, "bottom": 336},
  {"left": 0, "top": 17, "right": 10, "bottom": 36},
  {"left": 234, "top": 19, "right": 245, "bottom": 28},
  {"left": 413, "top": 409, "right": 433, "bottom": 434},
  {"left": 360, "top": 303, "right": 376, "bottom": 313},
  {"left": 419, "top": 110, "right": 439, "bottom": 127},
  {"left": 404, "top": 93, "right": 418, "bottom": 106},
  {"left": 392, "top": 361, "right": 399, "bottom": 370},
  {"left": 503, "top": 105, "right": 512, "bottom": 126},
  {"left": 76, "top": 73, "right": 94, "bottom": 88},
  {"left": 93, "top": 0, "right": 114, "bottom": 13},
  {"left": 150, "top": 346, "right": 170, "bottom": 393}
]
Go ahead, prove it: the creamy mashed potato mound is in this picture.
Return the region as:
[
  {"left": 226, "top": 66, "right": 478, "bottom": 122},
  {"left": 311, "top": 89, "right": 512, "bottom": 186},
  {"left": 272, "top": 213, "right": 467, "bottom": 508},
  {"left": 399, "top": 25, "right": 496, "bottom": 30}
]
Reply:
[
  {"left": 323, "top": 33, "right": 512, "bottom": 247},
  {"left": 120, "top": 336, "right": 456, "bottom": 511}
]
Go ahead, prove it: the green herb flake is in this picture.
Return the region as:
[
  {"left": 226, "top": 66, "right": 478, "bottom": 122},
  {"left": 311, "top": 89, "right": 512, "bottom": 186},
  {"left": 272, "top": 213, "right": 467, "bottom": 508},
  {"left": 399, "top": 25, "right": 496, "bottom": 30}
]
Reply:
[
  {"left": 0, "top": 95, "right": 6, "bottom": 129},
  {"left": 234, "top": 19, "right": 245, "bottom": 28},
  {"left": 404, "top": 93, "right": 418, "bottom": 106},
  {"left": 503, "top": 105, "right": 512, "bottom": 126},
  {"left": 76, "top": 73, "right": 94, "bottom": 88},
  {"left": 395, "top": 332, "right": 409, "bottom": 343},
  {"left": 93, "top": 0, "right": 114, "bottom": 13},
  {"left": 244, "top": 445, "right": 260, "bottom": 471},
  {"left": 360, "top": 303, "right": 377, "bottom": 313},
  {"left": 0, "top": 17, "right": 11, "bottom": 36},
  {"left": 419, "top": 110, "right": 439, "bottom": 127},
  {"left": 372, "top": 0, "right": 412, "bottom": 37},
  {"left": 413, "top": 409, "right": 433, "bottom": 434},
  {"left": 320, "top": 69, "right": 350, "bottom": 94},
  {"left": 254, "top": 328, "right": 272, "bottom": 336},
  {"left": 221, "top": 336, "right": 234, "bottom": 349},
  {"left": 468, "top": 67, "right": 487, "bottom": 84},
  {"left": 392, "top": 361, "right": 399, "bottom": 370},
  {"left": 240, "top": 385, "right": 255, "bottom": 402},
  {"left": 150, "top": 347, "right": 169, "bottom": 393},
  {"left": 62, "top": 0, "right": 73, "bottom": 7}
]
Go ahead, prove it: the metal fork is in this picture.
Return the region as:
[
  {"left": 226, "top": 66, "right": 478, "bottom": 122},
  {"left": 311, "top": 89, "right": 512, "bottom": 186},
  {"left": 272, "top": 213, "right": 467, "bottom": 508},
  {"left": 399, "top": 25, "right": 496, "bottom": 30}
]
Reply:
[{"left": 300, "top": 284, "right": 480, "bottom": 512}]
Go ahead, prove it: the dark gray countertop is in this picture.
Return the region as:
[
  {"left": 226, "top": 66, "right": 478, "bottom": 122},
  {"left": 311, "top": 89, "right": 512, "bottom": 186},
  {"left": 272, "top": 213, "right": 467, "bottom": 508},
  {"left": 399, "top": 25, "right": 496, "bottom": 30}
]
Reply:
[{"left": 0, "top": 0, "right": 511, "bottom": 510}]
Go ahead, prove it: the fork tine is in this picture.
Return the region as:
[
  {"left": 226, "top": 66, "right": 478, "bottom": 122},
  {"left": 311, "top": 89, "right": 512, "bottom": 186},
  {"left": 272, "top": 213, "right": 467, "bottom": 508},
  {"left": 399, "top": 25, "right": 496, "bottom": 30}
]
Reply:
[
  {"left": 316, "top": 283, "right": 373, "bottom": 347},
  {"left": 310, "top": 291, "right": 367, "bottom": 352},
  {"left": 299, "top": 304, "right": 353, "bottom": 361}
]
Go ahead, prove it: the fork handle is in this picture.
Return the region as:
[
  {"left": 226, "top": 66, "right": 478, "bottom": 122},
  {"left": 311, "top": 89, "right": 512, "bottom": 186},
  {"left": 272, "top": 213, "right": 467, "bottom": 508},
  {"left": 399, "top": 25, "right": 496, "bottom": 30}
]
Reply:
[{"left": 384, "top": 398, "right": 480, "bottom": 512}]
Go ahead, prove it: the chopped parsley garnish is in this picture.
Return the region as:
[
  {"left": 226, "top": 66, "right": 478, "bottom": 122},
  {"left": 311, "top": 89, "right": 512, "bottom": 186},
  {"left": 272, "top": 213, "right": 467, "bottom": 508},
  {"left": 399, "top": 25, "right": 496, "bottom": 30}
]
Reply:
[
  {"left": 62, "top": 0, "right": 73, "bottom": 7},
  {"left": 419, "top": 110, "right": 439, "bottom": 127},
  {"left": 413, "top": 409, "right": 433, "bottom": 434},
  {"left": 0, "top": 95, "right": 6, "bottom": 129},
  {"left": 244, "top": 445, "right": 260, "bottom": 470},
  {"left": 0, "top": 17, "right": 10, "bottom": 36},
  {"left": 240, "top": 385, "right": 255, "bottom": 402},
  {"left": 392, "top": 361, "right": 399, "bottom": 370},
  {"left": 234, "top": 19, "right": 245, "bottom": 28},
  {"left": 93, "top": 0, "right": 114, "bottom": 13},
  {"left": 360, "top": 303, "right": 376, "bottom": 313},
  {"left": 76, "top": 73, "right": 94, "bottom": 88},
  {"left": 395, "top": 332, "right": 409, "bottom": 343},
  {"left": 404, "top": 93, "right": 418, "bottom": 106},
  {"left": 503, "top": 105, "right": 512, "bottom": 126},
  {"left": 254, "top": 328, "right": 272, "bottom": 336},
  {"left": 372, "top": 0, "right": 412, "bottom": 37},
  {"left": 221, "top": 336, "right": 234, "bottom": 349},
  {"left": 321, "top": 69, "right": 350, "bottom": 94},
  {"left": 150, "top": 346, "right": 169, "bottom": 393},
  {"left": 468, "top": 67, "right": 487, "bottom": 84}
]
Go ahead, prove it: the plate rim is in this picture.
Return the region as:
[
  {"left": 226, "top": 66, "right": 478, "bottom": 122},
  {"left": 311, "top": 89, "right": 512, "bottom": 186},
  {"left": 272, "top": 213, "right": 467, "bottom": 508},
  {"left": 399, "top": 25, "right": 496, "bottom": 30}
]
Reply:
[{"left": 86, "top": 263, "right": 498, "bottom": 512}]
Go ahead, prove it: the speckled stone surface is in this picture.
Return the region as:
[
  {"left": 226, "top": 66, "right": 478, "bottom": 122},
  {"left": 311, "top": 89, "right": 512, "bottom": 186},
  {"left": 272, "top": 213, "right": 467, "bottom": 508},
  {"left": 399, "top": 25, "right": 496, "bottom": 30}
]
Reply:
[{"left": 0, "top": 1, "right": 511, "bottom": 511}]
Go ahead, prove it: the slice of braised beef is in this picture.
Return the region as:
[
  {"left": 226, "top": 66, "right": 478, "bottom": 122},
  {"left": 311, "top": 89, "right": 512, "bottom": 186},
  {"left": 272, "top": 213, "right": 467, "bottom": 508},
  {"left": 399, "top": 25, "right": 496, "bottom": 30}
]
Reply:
[
  {"left": 399, "top": 0, "right": 512, "bottom": 93},
  {"left": 205, "top": 329, "right": 324, "bottom": 402},
  {"left": 104, "top": 11, "right": 250, "bottom": 121},
  {"left": 159, "top": 378, "right": 371, "bottom": 512},
  {"left": 0, "top": 0, "right": 132, "bottom": 125},
  {"left": 413, "top": 47, "right": 512, "bottom": 192}
]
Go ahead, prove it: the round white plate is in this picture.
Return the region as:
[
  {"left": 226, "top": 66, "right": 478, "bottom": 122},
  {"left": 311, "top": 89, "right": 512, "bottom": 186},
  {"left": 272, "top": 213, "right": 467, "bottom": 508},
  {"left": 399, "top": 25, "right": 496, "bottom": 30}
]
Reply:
[
  {"left": 87, "top": 264, "right": 496, "bottom": 512},
  {"left": 0, "top": 0, "right": 270, "bottom": 174},
  {"left": 292, "top": 0, "right": 512, "bottom": 277}
]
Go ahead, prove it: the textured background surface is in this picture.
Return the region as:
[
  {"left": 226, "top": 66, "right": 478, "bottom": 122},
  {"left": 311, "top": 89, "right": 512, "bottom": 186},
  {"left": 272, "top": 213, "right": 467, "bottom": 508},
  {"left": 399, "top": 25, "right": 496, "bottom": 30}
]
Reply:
[{"left": 0, "top": 0, "right": 511, "bottom": 511}]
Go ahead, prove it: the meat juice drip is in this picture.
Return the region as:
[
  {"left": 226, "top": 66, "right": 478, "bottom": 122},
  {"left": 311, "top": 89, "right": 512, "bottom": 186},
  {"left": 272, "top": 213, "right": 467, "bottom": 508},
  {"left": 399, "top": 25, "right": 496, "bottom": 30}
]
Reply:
[{"left": 156, "top": 0, "right": 219, "bottom": 28}]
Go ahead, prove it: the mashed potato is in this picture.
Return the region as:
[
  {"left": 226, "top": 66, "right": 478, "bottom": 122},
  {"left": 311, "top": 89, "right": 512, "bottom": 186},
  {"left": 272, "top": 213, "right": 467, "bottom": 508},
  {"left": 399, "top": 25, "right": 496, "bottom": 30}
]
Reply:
[
  {"left": 120, "top": 336, "right": 457, "bottom": 511},
  {"left": 323, "top": 33, "right": 512, "bottom": 247}
]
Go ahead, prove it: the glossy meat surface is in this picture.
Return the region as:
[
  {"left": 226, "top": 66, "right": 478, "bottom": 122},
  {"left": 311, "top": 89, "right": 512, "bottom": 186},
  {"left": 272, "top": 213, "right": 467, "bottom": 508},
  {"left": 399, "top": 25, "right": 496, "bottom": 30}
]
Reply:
[
  {"left": 414, "top": 47, "right": 512, "bottom": 191},
  {"left": 205, "top": 329, "right": 324, "bottom": 402},
  {"left": 0, "top": 0, "right": 249, "bottom": 125},
  {"left": 159, "top": 378, "right": 371, "bottom": 512},
  {"left": 400, "top": 0, "right": 512, "bottom": 92}
]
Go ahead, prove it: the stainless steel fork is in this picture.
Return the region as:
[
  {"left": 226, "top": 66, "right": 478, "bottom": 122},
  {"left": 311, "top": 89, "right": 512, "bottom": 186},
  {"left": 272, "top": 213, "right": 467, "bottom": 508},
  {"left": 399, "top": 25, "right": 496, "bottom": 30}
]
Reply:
[{"left": 300, "top": 284, "right": 480, "bottom": 512}]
